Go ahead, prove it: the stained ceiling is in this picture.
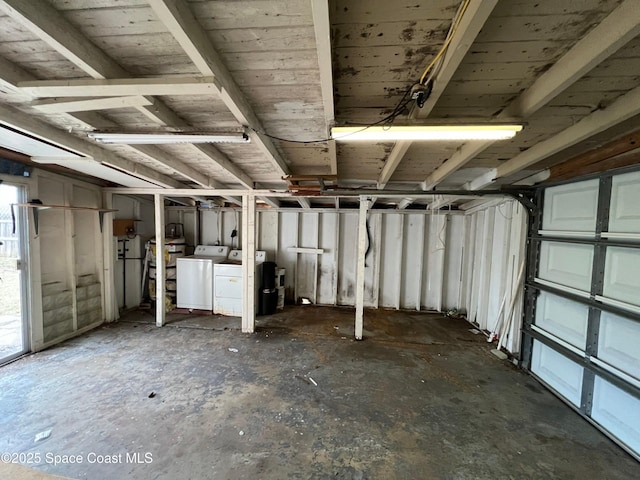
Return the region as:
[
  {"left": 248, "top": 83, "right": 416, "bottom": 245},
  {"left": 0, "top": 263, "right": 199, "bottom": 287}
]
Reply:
[{"left": 0, "top": 0, "right": 638, "bottom": 208}]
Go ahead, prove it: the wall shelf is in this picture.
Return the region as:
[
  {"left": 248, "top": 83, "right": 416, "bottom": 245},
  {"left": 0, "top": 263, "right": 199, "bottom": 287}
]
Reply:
[{"left": 11, "top": 203, "right": 118, "bottom": 234}]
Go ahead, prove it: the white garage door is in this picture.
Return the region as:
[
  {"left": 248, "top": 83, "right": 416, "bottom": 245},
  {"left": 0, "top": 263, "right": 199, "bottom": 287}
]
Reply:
[{"left": 524, "top": 170, "right": 640, "bottom": 460}]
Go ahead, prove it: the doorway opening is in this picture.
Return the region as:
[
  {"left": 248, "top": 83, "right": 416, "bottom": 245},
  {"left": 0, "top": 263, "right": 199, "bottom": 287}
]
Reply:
[{"left": 0, "top": 183, "right": 29, "bottom": 364}]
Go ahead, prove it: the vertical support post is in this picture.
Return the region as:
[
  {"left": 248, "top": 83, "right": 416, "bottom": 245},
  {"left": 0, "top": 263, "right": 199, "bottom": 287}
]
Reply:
[
  {"left": 355, "top": 196, "right": 370, "bottom": 340},
  {"left": 242, "top": 194, "right": 256, "bottom": 333},
  {"left": 154, "top": 194, "right": 165, "bottom": 327},
  {"left": 102, "top": 191, "right": 117, "bottom": 322}
]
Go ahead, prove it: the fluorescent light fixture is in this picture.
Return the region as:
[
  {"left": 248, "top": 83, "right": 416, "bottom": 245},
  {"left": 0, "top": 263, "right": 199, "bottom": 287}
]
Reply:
[
  {"left": 88, "top": 132, "right": 250, "bottom": 144},
  {"left": 331, "top": 125, "right": 523, "bottom": 141}
]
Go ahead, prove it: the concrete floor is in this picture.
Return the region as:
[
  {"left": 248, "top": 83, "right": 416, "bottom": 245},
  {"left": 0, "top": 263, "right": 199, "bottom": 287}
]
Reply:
[{"left": 0, "top": 306, "right": 638, "bottom": 479}]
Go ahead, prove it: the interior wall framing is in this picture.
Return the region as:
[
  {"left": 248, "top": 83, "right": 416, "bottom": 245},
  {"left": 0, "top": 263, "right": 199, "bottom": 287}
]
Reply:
[{"left": 165, "top": 200, "right": 527, "bottom": 353}]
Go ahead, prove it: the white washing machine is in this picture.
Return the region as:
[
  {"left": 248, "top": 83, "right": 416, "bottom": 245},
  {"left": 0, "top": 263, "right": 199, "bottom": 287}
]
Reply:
[
  {"left": 213, "top": 250, "right": 266, "bottom": 317},
  {"left": 176, "top": 245, "right": 230, "bottom": 310}
]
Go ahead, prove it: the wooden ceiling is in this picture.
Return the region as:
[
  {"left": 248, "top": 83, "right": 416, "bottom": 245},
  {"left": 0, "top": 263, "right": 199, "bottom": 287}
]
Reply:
[{"left": 0, "top": 0, "right": 638, "bottom": 207}]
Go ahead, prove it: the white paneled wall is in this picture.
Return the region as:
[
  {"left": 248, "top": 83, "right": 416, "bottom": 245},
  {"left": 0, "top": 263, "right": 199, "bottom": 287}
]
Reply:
[{"left": 173, "top": 200, "right": 527, "bottom": 353}]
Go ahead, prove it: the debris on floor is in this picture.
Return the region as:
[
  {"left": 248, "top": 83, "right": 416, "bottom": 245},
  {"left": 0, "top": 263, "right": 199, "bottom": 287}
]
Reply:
[
  {"left": 491, "top": 349, "right": 508, "bottom": 360},
  {"left": 34, "top": 429, "right": 51, "bottom": 442},
  {"left": 148, "top": 392, "right": 156, "bottom": 398},
  {"left": 228, "top": 347, "right": 239, "bottom": 353}
]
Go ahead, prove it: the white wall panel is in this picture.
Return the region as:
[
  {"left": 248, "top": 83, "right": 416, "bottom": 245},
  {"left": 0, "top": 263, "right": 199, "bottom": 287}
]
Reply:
[
  {"left": 609, "top": 170, "right": 640, "bottom": 234},
  {"left": 422, "top": 215, "right": 445, "bottom": 311},
  {"left": 363, "top": 213, "right": 381, "bottom": 308},
  {"left": 542, "top": 179, "right": 599, "bottom": 232},
  {"left": 337, "top": 213, "right": 357, "bottom": 305},
  {"left": 277, "top": 212, "right": 298, "bottom": 302},
  {"left": 258, "top": 210, "right": 278, "bottom": 260},
  {"left": 598, "top": 312, "right": 640, "bottom": 380},
  {"left": 442, "top": 215, "right": 465, "bottom": 310},
  {"left": 379, "top": 214, "right": 403, "bottom": 309},
  {"left": 486, "top": 205, "right": 511, "bottom": 333},
  {"left": 317, "top": 212, "right": 338, "bottom": 305},
  {"left": 400, "top": 214, "right": 425, "bottom": 310},
  {"left": 535, "top": 291, "right": 589, "bottom": 350},
  {"left": 603, "top": 247, "right": 640, "bottom": 308},
  {"left": 591, "top": 376, "right": 640, "bottom": 455},
  {"left": 539, "top": 241, "right": 593, "bottom": 292},
  {"left": 201, "top": 210, "right": 239, "bottom": 248},
  {"left": 531, "top": 340, "right": 584, "bottom": 407},
  {"left": 177, "top": 199, "right": 527, "bottom": 354},
  {"left": 296, "top": 212, "right": 318, "bottom": 301}
]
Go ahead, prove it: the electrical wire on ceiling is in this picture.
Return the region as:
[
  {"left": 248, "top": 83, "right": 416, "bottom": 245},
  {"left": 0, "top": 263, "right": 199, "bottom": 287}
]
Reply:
[
  {"left": 245, "top": 0, "right": 471, "bottom": 145},
  {"left": 419, "top": 0, "right": 471, "bottom": 86},
  {"left": 247, "top": 87, "right": 416, "bottom": 144}
]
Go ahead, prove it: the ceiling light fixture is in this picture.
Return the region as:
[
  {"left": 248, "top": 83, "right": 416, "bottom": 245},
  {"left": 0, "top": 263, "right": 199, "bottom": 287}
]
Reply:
[
  {"left": 88, "top": 132, "right": 250, "bottom": 144},
  {"left": 331, "top": 125, "right": 523, "bottom": 141}
]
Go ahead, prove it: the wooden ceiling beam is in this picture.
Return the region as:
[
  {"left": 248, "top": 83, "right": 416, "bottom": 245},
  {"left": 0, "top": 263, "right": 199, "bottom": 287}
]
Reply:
[
  {"left": 0, "top": 0, "right": 254, "bottom": 189},
  {"left": 148, "top": 0, "right": 291, "bottom": 177},
  {"left": 467, "top": 85, "right": 640, "bottom": 190},
  {"left": 376, "top": 0, "right": 500, "bottom": 195},
  {"left": 547, "top": 130, "right": 640, "bottom": 182},
  {"left": 297, "top": 198, "right": 311, "bottom": 209},
  {"left": 18, "top": 77, "right": 219, "bottom": 98},
  {"left": 311, "top": 0, "right": 337, "bottom": 175},
  {"left": 442, "top": 0, "right": 640, "bottom": 191},
  {"left": 32, "top": 96, "right": 153, "bottom": 114},
  {"left": 0, "top": 103, "right": 183, "bottom": 188}
]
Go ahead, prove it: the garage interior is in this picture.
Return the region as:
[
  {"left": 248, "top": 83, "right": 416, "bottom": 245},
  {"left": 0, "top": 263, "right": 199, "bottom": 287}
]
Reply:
[{"left": 0, "top": 0, "right": 639, "bottom": 478}]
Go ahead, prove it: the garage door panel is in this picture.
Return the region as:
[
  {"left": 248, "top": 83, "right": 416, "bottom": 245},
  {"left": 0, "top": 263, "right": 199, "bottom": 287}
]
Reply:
[
  {"left": 542, "top": 179, "right": 599, "bottom": 232},
  {"left": 603, "top": 247, "right": 640, "bottom": 308},
  {"left": 538, "top": 241, "right": 593, "bottom": 292},
  {"left": 531, "top": 340, "right": 584, "bottom": 407},
  {"left": 598, "top": 312, "right": 640, "bottom": 381},
  {"left": 609, "top": 171, "right": 640, "bottom": 234},
  {"left": 535, "top": 291, "right": 588, "bottom": 350},
  {"left": 591, "top": 376, "right": 640, "bottom": 455}
]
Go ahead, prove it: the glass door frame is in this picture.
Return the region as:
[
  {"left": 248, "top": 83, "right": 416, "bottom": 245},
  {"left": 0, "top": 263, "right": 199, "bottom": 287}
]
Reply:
[{"left": 0, "top": 178, "right": 31, "bottom": 364}]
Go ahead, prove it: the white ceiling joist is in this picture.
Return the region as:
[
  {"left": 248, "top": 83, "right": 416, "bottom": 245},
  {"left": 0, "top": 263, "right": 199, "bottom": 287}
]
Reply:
[
  {"left": 0, "top": 103, "right": 182, "bottom": 188},
  {"left": 311, "top": 0, "right": 337, "bottom": 175},
  {"left": 428, "top": 195, "right": 467, "bottom": 211},
  {"left": 0, "top": 0, "right": 257, "bottom": 190},
  {"left": 397, "top": 198, "right": 414, "bottom": 210},
  {"left": 297, "top": 197, "right": 311, "bottom": 209},
  {"left": 468, "top": 85, "right": 640, "bottom": 190},
  {"left": 424, "top": 0, "right": 640, "bottom": 191},
  {"left": 0, "top": 59, "right": 216, "bottom": 190},
  {"left": 147, "top": 0, "right": 291, "bottom": 177},
  {"left": 32, "top": 96, "right": 153, "bottom": 114},
  {"left": 376, "top": 0, "right": 500, "bottom": 192},
  {"left": 0, "top": 0, "right": 123, "bottom": 80},
  {"left": 503, "top": 0, "right": 640, "bottom": 118},
  {"left": 18, "top": 77, "right": 219, "bottom": 98},
  {"left": 259, "top": 197, "right": 280, "bottom": 209}
]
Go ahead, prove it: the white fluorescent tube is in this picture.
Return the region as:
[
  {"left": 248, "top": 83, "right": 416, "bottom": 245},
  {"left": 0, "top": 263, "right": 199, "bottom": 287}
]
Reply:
[
  {"left": 331, "top": 125, "right": 523, "bottom": 141},
  {"left": 88, "top": 132, "right": 250, "bottom": 144}
]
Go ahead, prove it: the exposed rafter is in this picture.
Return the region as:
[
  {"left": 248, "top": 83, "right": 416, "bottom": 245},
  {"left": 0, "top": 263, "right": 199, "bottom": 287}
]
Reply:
[
  {"left": 18, "top": 77, "right": 219, "bottom": 98},
  {"left": 0, "top": 0, "right": 255, "bottom": 190},
  {"left": 426, "top": 0, "right": 640, "bottom": 190},
  {"left": 32, "top": 96, "right": 153, "bottom": 114},
  {"left": 0, "top": 57, "right": 231, "bottom": 190},
  {"left": 311, "top": 0, "right": 337, "bottom": 175},
  {"left": 260, "top": 197, "right": 280, "bottom": 209},
  {"left": 376, "top": 0, "right": 500, "bottom": 193},
  {"left": 428, "top": 195, "right": 467, "bottom": 211},
  {"left": 297, "top": 198, "right": 311, "bottom": 209},
  {"left": 0, "top": 103, "right": 182, "bottom": 188},
  {"left": 147, "top": 0, "right": 291, "bottom": 177},
  {"left": 467, "top": 85, "right": 640, "bottom": 190}
]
